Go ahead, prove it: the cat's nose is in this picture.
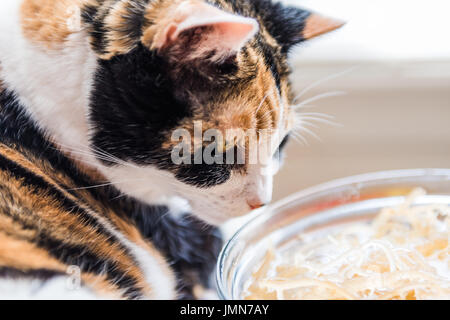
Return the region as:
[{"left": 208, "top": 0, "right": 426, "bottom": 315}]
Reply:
[{"left": 247, "top": 199, "right": 267, "bottom": 210}]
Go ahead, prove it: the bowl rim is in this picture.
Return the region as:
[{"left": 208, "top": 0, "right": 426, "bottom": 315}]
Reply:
[{"left": 216, "top": 168, "right": 450, "bottom": 299}]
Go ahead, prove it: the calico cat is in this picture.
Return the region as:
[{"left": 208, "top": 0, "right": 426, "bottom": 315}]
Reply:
[{"left": 0, "top": 0, "right": 342, "bottom": 299}]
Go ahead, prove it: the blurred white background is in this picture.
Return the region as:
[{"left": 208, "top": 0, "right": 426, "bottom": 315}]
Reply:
[{"left": 274, "top": 0, "right": 450, "bottom": 200}]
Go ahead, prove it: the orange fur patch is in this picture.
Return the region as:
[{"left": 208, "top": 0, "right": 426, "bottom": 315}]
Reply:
[
  {"left": 20, "top": 0, "right": 86, "bottom": 48},
  {"left": 0, "top": 230, "right": 66, "bottom": 272},
  {"left": 141, "top": 0, "right": 179, "bottom": 50}
]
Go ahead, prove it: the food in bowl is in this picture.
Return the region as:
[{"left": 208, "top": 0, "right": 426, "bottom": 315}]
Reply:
[{"left": 244, "top": 189, "right": 450, "bottom": 300}]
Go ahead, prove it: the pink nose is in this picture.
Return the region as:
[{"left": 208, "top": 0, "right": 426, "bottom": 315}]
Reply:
[{"left": 247, "top": 200, "right": 266, "bottom": 210}]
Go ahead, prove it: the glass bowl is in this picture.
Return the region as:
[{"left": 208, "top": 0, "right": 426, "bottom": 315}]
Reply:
[{"left": 216, "top": 168, "right": 450, "bottom": 300}]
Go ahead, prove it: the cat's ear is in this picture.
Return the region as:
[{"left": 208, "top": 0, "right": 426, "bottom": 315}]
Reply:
[
  {"left": 256, "top": 1, "right": 344, "bottom": 53},
  {"left": 142, "top": 1, "right": 258, "bottom": 61},
  {"left": 302, "top": 14, "right": 345, "bottom": 40}
]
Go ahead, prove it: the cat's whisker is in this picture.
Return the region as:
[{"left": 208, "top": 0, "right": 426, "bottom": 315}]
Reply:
[
  {"left": 299, "top": 121, "right": 320, "bottom": 129},
  {"left": 290, "top": 130, "right": 309, "bottom": 146},
  {"left": 292, "top": 104, "right": 315, "bottom": 110},
  {"left": 110, "top": 185, "right": 156, "bottom": 201},
  {"left": 55, "top": 143, "right": 108, "bottom": 161},
  {"left": 51, "top": 143, "right": 91, "bottom": 157},
  {"left": 299, "top": 116, "right": 343, "bottom": 127},
  {"left": 299, "top": 112, "right": 335, "bottom": 119},
  {"left": 53, "top": 146, "right": 108, "bottom": 164},
  {"left": 69, "top": 155, "right": 116, "bottom": 171},
  {"left": 291, "top": 112, "right": 341, "bottom": 145},
  {"left": 293, "top": 91, "right": 346, "bottom": 110},
  {"left": 60, "top": 146, "right": 184, "bottom": 185},
  {"left": 62, "top": 148, "right": 110, "bottom": 163},
  {"left": 58, "top": 149, "right": 175, "bottom": 182},
  {"left": 67, "top": 178, "right": 149, "bottom": 191},
  {"left": 109, "top": 175, "right": 185, "bottom": 201},
  {"left": 296, "top": 126, "right": 322, "bottom": 142},
  {"left": 90, "top": 146, "right": 142, "bottom": 170},
  {"left": 56, "top": 142, "right": 147, "bottom": 172},
  {"left": 255, "top": 93, "right": 270, "bottom": 114},
  {"left": 293, "top": 67, "right": 356, "bottom": 102}
]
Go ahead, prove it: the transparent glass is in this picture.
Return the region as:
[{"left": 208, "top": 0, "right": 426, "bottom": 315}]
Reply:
[{"left": 216, "top": 168, "right": 450, "bottom": 300}]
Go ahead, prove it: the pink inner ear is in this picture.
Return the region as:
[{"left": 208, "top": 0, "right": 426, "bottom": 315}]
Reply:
[{"left": 161, "top": 2, "right": 259, "bottom": 52}]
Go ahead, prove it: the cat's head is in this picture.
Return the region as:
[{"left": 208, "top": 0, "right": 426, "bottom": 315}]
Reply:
[{"left": 80, "top": 0, "right": 343, "bottom": 225}]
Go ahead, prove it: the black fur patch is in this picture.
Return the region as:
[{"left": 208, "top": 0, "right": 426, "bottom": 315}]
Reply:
[
  {"left": 89, "top": 45, "right": 191, "bottom": 165},
  {"left": 81, "top": 0, "right": 150, "bottom": 56},
  {"left": 253, "top": 0, "right": 311, "bottom": 53},
  {"left": 125, "top": 204, "right": 222, "bottom": 299},
  {"left": 0, "top": 267, "right": 65, "bottom": 280}
]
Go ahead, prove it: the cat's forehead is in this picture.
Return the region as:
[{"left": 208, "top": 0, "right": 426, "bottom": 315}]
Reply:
[{"left": 81, "top": 0, "right": 283, "bottom": 60}]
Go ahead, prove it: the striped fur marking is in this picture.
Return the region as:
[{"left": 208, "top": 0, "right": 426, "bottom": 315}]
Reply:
[{"left": 0, "top": 143, "right": 175, "bottom": 299}]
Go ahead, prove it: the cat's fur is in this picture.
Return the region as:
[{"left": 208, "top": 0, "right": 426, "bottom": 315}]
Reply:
[{"left": 0, "top": 0, "right": 342, "bottom": 299}]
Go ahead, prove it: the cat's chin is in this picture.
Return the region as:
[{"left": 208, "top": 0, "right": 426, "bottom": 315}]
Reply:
[
  {"left": 186, "top": 199, "right": 255, "bottom": 226},
  {"left": 192, "top": 210, "right": 235, "bottom": 226},
  {"left": 156, "top": 194, "right": 254, "bottom": 226},
  {"left": 138, "top": 191, "right": 253, "bottom": 226},
  {"left": 191, "top": 211, "right": 242, "bottom": 226}
]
